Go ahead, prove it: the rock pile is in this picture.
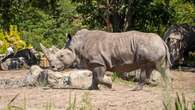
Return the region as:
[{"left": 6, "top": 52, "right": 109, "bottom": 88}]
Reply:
[
  {"left": 28, "top": 65, "right": 94, "bottom": 89},
  {"left": 0, "top": 65, "right": 112, "bottom": 89}
]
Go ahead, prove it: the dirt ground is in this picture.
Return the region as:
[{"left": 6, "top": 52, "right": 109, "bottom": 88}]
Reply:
[{"left": 0, "top": 69, "right": 195, "bottom": 110}]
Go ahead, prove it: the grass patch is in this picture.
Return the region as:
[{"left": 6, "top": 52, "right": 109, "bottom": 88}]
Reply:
[
  {"left": 3, "top": 91, "right": 93, "bottom": 110},
  {"left": 192, "top": 102, "right": 195, "bottom": 110},
  {"left": 44, "top": 101, "right": 55, "bottom": 110},
  {"left": 112, "top": 72, "right": 134, "bottom": 87},
  {"left": 67, "top": 92, "right": 92, "bottom": 110},
  {"left": 192, "top": 86, "right": 195, "bottom": 93},
  {"left": 79, "top": 92, "right": 92, "bottom": 110},
  {"left": 163, "top": 92, "right": 195, "bottom": 110},
  {"left": 4, "top": 93, "right": 25, "bottom": 110},
  {"left": 67, "top": 92, "right": 77, "bottom": 110}
]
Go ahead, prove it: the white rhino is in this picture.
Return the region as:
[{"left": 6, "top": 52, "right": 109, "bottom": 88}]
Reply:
[{"left": 40, "top": 29, "right": 171, "bottom": 90}]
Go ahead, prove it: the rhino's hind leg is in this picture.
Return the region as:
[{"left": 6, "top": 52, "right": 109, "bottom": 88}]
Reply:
[
  {"left": 89, "top": 65, "right": 112, "bottom": 90},
  {"left": 132, "top": 66, "right": 153, "bottom": 91}
]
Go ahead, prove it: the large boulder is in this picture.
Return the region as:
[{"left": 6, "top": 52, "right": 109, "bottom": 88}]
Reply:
[
  {"left": 26, "top": 65, "right": 112, "bottom": 89},
  {"left": 46, "top": 69, "right": 93, "bottom": 89}
]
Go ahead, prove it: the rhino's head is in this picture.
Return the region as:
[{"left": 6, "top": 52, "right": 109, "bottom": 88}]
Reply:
[{"left": 40, "top": 43, "right": 76, "bottom": 71}]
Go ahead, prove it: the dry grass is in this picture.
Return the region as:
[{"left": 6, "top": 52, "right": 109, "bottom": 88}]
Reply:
[{"left": 2, "top": 91, "right": 92, "bottom": 110}]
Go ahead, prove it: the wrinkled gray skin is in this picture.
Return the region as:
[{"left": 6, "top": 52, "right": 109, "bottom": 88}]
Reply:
[
  {"left": 164, "top": 24, "right": 195, "bottom": 67},
  {"left": 41, "top": 29, "right": 171, "bottom": 90}
]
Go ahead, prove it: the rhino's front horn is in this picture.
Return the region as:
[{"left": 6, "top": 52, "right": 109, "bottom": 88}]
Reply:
[{"left": 40, "top": 43, "right": 50, "bottom": 58}]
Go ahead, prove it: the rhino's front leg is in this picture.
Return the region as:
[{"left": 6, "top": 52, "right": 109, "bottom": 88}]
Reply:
[{"left": 89, "top": 65, "right": 112, "bottom": 90}]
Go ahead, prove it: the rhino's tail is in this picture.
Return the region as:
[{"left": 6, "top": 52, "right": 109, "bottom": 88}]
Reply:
[{"left": 163, "top": 41, "right": 172, "bottom": 67}]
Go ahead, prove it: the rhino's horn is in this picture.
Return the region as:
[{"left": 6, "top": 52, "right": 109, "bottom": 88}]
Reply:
[{"left": 40, "top": 43, "right": 50, "bottom": 58}]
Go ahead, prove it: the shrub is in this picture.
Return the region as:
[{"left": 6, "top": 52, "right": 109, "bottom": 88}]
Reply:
[{"left": 0, "top": 25, "right": 29, "bottom": 54}]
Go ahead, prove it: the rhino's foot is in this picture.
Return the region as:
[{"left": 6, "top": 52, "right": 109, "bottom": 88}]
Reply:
[
  {"left": 131, "top": 83, "right": 144, "bottom": 91},
  {"left": 99, "top": 83, "right": 112, "bottom": 90},
  {"left": 105, "top": 83, "right": 112, "bottom": 89},
  {"left": 88, "top": 85, "right": 99, "bottom": 90},
  {"left": 148, "top": 80, "right": 158, "bottom": 87},
  {"left": 88, "top": 86, "right": 99, "bottom": 90}
]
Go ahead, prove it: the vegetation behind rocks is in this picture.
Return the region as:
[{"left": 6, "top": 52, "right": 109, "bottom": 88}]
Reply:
[{"left": 0, "top": 0, "right": 194, "bottom": 51}]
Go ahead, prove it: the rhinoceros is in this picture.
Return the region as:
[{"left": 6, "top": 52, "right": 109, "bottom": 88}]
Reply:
[
  {"left": 164, "top": 23, "right": 195, "bottom": 67},
  {"left": 40, "top": 29, "right": 171, "bottom": 90}
]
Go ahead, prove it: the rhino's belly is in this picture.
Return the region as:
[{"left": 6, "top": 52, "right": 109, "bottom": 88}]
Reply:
[{"left": 108, "top": 64, "right": 139, "bottom": 73}]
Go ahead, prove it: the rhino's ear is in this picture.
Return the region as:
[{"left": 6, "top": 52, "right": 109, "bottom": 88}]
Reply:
[
  {"left": 67, "top": 33, "right": 72, "bottom": 41},
  {"left": 65, "top": 33, "right": 73, "bottom": 48}
]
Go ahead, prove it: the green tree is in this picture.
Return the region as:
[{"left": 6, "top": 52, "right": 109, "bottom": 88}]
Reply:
[
  {"left": 0, "top": 0, "right": 82, "bottom": 49},
  {"left": 72, "top": 0, "right": 195, "bottom": 36}
]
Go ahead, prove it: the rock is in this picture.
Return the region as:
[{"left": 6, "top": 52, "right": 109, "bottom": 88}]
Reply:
[
  {"left": 28, "top": 66, "right": 112, "bottom": 89},
  {"left": 24, "top": 74, "right": 37, "bottom": 86},
  {"left": 0, "top": 59, "right": 10, "bottom": 70},
  {"left": 105, "top": 71, "right": 113, "bottom": 76},
  {"left": 0, "top": 79, "right": 25, "bottom": 88},
  {"left": 104, "top": 75, "right": 112, "bottom": 85},
  {"left": 68, "top": 69, "right": 92, "bottom": 89},
  {"left": 30, "top": 65, "right": 43, "bottom": 77},
  {"left": 47, "top": 69, "right": 92, "bottom": 89},
  {"left": 24, "top": 65, "right": 43, "bottom": 87},
  {"left": 28, "top": 66, "right": 100, "bottom": 89},
  {"left": 150, "top": 70, "right": 161, "bottom": 84},
  {"left": 0, "top": 58, "right": 26, "bottom": 70}
]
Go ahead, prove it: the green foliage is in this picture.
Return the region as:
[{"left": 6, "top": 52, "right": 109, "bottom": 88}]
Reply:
[
  {"left": 112, "top": 72, "right": 123, "bottom": 81},
  {"left": 170, "top": 0, "right": 195, "bottom": 25},
  {"left": 19, "top": 0, "right": 82, "bottom": 50},
  {"left": 0, "top": 0, "right": 83, "bottom": 50},
  {"left": 0, "top": 0, "right": 194, "bottom": 49},
  {"left": 134, "top": 0, "right": 176, "bottom": 36},
  {"left": 72, "top": 0, "right": 195, "bottom": 36},
  {"left": 0, "top": 25, "right": 29, "bottom": 54},
  {"left": 163, "top": 92, "right": 195, "bottom": 110},
  {"left": 0, "top": 29, "right": 9, "bottom": 53},
  {"left": 175, "top": 92, "right": 189, "bottom": 110},
  {"left": 193, "top": 102, "right": 195, "bottom": 110}
]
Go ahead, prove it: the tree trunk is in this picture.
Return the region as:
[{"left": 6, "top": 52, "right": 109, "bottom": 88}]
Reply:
[
  {"left": 110, "top": 12, "right": 124, "bottom": 32},
  {"left": 125, "top": 0, "right": 136, "bottom": 31}
]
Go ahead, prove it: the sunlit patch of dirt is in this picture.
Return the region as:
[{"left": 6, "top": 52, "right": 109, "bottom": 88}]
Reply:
[{"left": 0, "top": 69, "right": 194, "bottom": 110}]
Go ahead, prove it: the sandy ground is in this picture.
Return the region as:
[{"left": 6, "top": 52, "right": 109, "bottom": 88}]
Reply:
[{"left": 0, "top": 69, "right": 195, "bottom": 110}]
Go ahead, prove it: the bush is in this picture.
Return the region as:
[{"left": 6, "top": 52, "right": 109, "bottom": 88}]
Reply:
[{"left": 0, "top": 25, "right": 30, "bottom": 54}]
